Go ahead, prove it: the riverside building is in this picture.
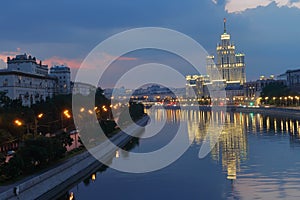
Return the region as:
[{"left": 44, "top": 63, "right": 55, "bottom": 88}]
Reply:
[
  {"left": 0, "top": 54, "right": 72, "bottom": 106},
  {"left": 207, "top": 18, "right": 246, "bottom": 84}
]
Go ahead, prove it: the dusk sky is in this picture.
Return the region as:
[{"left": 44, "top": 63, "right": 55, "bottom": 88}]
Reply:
[{"left": 0, "top": 0, "right": 300, "bottom": 88}]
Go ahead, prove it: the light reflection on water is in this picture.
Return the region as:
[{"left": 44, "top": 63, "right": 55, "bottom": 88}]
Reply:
[{"left": 62, "top": 110, "right": 300, "bottom": 200}]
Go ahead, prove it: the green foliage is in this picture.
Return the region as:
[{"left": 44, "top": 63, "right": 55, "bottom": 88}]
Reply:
[
  {"left": 1, "top": 154, "right": 24, "bottom": 179},
  {"left": 0, "top": 129, "right": 13, "bottom": 144},
  {"left": 99, "top": 120, "right": 117, "bottom": 135},
  {"left": 129, "top": 103, "right": 145, "bottom": 121},
  {"left": 261, "top": 82, "right": 293, "bottom": 97},
  {"left": 20, "top": 137, "right": 67, "bottom": 169},
  {"left": 0, "top": 87, "right": 139, "bottom": 181},
  {"left": 117, "top": 103, "right": 145, "bottom": 126},
  {"left": 56, "top": 131, "right": 74, "bottom": 147},
  {"left": 0, "top": 152, "right": 5, "bottom": 164},
  {"left": 0, "top": 135, "right": 68, "bottom": 179}
]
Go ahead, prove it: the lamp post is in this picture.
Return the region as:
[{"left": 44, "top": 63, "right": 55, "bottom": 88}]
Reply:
[
  {"left": 296, "top": 96, "right": 299, "bottom": 106},
  {"left": 284, "top": 97, "right": 288, "bottom": 106},
  {"left": 14, "top": 112, "right": 44, "bottom": 140},
  {"left": 33, "top": 113, "right": 44, "bottom": 138},
  {"left": 61, "top": 109, "right": 71, "bottom": 130}
]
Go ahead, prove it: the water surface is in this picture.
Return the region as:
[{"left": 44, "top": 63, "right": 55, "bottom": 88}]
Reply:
[{"left": 61, "top": 110, "right": 300, "bottom": 200}]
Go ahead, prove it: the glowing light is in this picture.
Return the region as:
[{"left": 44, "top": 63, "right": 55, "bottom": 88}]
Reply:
[
  {"left": 63, "top": 110, "right": 71, "bottom": 118},
  {"left": 91, "top": 173, "right": 96, "bottom": 181},
  {"left": 102, "top": 105, "right": 108, "bottom": 112},
  {"left": 14, "top": 119, "right": 22, "bottom": 126},
  {"left": 37, "top": 113, "right": 44, "bottom": 119},
  {"left": 69, "top": 192, "right": 74, "bottom": 200},
  {"left": 116, "top": 150, "right": 120, "bottom": 158}
]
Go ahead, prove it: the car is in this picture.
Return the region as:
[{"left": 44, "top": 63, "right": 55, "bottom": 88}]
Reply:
[
  {"left": 7, "top": 150, "right": 15, "bottom": 156},
  {"left": 70, "top": 129, "right": 80, "bottom": 135}
]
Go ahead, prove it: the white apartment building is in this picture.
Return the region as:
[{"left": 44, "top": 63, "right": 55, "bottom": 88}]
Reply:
[
  {"left": 0, "top": 54, "right": 57, "bottom": 106},
  {"left": 50, "top": 65, "right": 71, "bottom": 95}
]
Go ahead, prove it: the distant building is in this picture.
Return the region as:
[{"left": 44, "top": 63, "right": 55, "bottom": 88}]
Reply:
[
  {"left": 104, "top": 87, "right": 133, "bottom": 100},
  {"left": 244, "top": 75, "right": 286, "bottom": 99},
  {"left": 71, "top": 82, "right": 96, "bottom": 96},
  {"left": 50, "top": 65, "right": 71, "bottom": 94},
  {"left": 207, "top": 18, "right": 246, "bottom": 84},
  {"left": 186, "top": 18, "right": 247, "bottom": 103},
  {"left": 185, "top": 75, "right": 210, "bottom": 98},
  {"left": 279, "top": 69, "right": 300, "bottom": 93},
  {"left": 0, "top": 54, "right": 57, "bottom": 106},
  {"left": 225, "top": 81, "right": 244, "bottom": 103},
  {"left": 132, "top": 85, "right": 176, "bottom": 101}
]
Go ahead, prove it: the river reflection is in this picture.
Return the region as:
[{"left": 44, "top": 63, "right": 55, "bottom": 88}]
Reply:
[{"left": 62, "top": 109, "right": 300, "bottom": 200}]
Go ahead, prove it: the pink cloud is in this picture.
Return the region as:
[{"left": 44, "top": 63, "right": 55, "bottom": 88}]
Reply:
[
  {"left": 0, "top": 50, "right": 138, "bottom": 71},
  {"left": 116, "top": 56, "right": 138, "bottom": 61},
  {"left": 0, "top": 49, "right": 22, "bottom": 66},
  {"left": 44, "top": 54, "right": 137, "bottom": 70},
  {"left": 43, "top": 56, "right": 83, "bottom": 69}
]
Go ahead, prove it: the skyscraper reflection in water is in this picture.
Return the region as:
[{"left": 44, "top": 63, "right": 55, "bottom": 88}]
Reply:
[{"left": 149, "top": 109, "right": 300, "bottom": 181}]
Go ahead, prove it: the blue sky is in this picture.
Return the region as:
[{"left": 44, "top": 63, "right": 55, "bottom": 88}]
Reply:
[{"left": 0, "top": 0, "right": 299, "bottom": 87}]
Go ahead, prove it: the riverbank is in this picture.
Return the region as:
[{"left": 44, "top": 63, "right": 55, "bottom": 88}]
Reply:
[
  {"left": 233, "top": 106, "right": 300, "bottom": 119},
  {"left": 0, "top": 116, "right": 149, "bottom": 200},
  {"left": 150, "top": 105, "right": 300, "bottom": 119}
]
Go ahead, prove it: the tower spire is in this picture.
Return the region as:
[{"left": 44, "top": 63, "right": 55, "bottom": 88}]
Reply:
[{"left": 223, "top": 18, "right": 226, "bottom": 33}]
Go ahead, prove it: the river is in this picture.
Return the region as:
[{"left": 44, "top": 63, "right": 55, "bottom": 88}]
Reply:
[{"left": 58, "top": 109, "right": 300, "bottom": 200}]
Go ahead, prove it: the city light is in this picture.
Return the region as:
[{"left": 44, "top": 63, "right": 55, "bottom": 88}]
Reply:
[
  {"left": 69, "top": 192, "right": 74, "bottom": 200},
  {"left": 91, "top": 173, "right": 96, "bottom": 181},
  {"left": 14, "top": 119, "right": 22, "bottom": 126},
  {"left": 63, "top": 110, "right": 71, "bottom": 118},
  {"left": 102, "top": 105, "right": 108, "bottom": 112}
]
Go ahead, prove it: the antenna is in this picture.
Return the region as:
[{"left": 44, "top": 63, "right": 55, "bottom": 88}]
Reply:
[{"left": 224, "top": 18, "right": 226, "bottom": 33}]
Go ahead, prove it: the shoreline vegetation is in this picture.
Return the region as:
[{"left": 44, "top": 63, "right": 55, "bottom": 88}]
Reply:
[
  {"left": 0, "top": 116, "right": 148, "bottom": 200},
  {"left": 0, "top": 88, "right": 146, "bottom": 185}
]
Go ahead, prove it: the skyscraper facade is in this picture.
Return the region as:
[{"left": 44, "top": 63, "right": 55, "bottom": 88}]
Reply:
[{"left": 207, "top": 18, "right": 246, "bottom": 84}]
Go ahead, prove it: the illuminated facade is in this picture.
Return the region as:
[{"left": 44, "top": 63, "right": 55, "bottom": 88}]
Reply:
[
  {"left": 185, "top": 75, "right": 210, "bottom": 98},
  {"left": 207, "top": 18, "right": 246, "bottom": 84}
]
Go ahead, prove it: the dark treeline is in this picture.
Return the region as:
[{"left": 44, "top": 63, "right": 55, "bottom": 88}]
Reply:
[{"left": 0, "top": 88, "right": 146, "bottom": 181}]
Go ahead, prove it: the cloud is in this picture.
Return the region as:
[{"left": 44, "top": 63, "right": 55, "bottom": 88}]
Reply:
[
  {"left": 43, "top": 56, "right": 83, "bottom": 69},
  {"left": 212, "top": 0, "right": 218, "bottom": 4},
  {"left": 44, "top": 54, "right": 137, "bottom": 71},
  {"left": 222, "top": 0, "right": 300, "bottom": 13},
  {"left": 0, "top": 49, "right": 22, "bottom": 68},
  {"left": 117, "top": 56, "right": 138, "bottom": 61}
]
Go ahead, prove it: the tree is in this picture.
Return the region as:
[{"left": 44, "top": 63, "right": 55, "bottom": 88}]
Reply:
[
  {"left": 0, "top": 129, "right": 13, "bottom": 144},
  {"left": 261, "top": 82, "right": 293, "bottom": 97},
  {"left": 1, "top": 154, "right": 24, "bottom": 179}
]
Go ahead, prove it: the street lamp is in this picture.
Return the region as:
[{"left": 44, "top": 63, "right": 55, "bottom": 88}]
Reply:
[
  {"left": 14, "top": 120, "right": 23, "bottom": 126},
  {"left": 284, "top": 97, "right": 288, "bottom": 106},
  {"left": 14, "top": 112, "right": 44, "bottom": 139},
  {"left": 33, "top": 113, "right": 44, "bottom": 138},
  {"left": 37, "top": 113, "right": 44, "bottom": 119},
  {"left": 295, "top": 96, "right": 299, "bottom": 106},
  {"left": 61, "top": 109, "right": 71, "bottom": 130}
]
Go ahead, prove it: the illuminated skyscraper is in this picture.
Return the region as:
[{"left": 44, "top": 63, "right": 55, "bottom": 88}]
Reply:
[{"left": 207, "top": 18, "right": 246, "bottom": 84}]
